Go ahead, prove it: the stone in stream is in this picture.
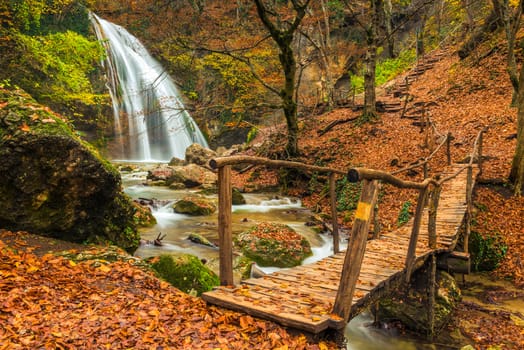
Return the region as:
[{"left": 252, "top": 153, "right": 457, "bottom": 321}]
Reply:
[
  {"left": 0, "top": 88, "right": 139, "bottom": 253},
  {"left": 235, "top": 222, "right": 312, "bottom": 268},
  {"left": 173, "top": 196, "right": 217, "bottom": 216}
]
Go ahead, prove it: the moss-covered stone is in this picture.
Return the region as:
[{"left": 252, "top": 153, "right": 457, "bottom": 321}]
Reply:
[
  {"left": 132, "top": 202, "right": 157, "bottom": 227},
  {"left": 377, "top": 268, "right": 461, "bottom": 334},
  {"left": 188, "top": 232, "right": 216, "bottom": 248},
  {"left": 0, "top": 87, "right": 139, "bottom": 253},
  {"left": 173, "top": 196, "right": 216, "bottom": 216},
  {"left": 232, "top": 187, "right": 246, "bottom": 205},
  {"left": 235, "top": 222, "right": 312, "bottom": 268},
  {"left": 148, "top": 253, "right": 219, "bottom": 296}
]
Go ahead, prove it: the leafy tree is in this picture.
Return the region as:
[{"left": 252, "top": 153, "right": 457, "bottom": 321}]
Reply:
[{"left": 253, "top": 0, "right": 312, "bottom": 157}]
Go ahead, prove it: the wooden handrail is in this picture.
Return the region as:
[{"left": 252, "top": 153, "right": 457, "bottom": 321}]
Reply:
[
  {"left": 348, "top": 167, "right": 436, "bottom": 189},
  {"left": 210, "top": 155, "right": 346, "bottom": 175},
  {"left": 391, "top": 132, "right": 451, "bottom": 176}
]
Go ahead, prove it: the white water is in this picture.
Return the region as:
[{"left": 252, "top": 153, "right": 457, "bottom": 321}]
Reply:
[{"left": 91, "top": 14, "right": 208, "bottom": 161}]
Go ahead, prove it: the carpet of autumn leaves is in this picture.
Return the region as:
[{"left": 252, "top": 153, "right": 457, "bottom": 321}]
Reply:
[{"left": 0, "top": 233, "right": 335, "bottom": 349}]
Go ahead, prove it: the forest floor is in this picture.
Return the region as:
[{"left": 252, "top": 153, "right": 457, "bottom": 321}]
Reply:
[{"left": 1, "top": 41, "right": 524, "bottom": 348}]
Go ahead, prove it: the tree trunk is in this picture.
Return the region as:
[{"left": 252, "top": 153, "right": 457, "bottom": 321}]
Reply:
[
  {"left": 364, "top": 44, "right": 377, "bottom": 116},
  {"left": 384, "top": 0, "right": 395, "bottom": 58},
  {"left": 253, "top": 0, "right": 310, "bottom": 158},
  {"left": 280, "top": 35, "right": 300, "bottom": 157},
  {"left": 364, "top": 0, "right": 381, "bottom": 116},
  {"left": 510, "top": 59, "right": 524, "bottom": 194}
]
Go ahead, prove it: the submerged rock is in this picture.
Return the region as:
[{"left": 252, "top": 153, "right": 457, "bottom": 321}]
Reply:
[
  {"left": 188, "top": 232, "right": 217, "bottom": 248},
  {"left": 0, "top": 88, "right": 139, "bottom": 253}
]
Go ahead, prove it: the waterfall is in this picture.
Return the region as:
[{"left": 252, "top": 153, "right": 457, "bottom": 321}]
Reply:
[{"left": 90, "top": 14, "right": 208, "bottom": 161}]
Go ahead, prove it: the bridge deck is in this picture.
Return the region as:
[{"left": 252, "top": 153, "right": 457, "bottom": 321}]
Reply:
[{"left": 202, "top": 164, "right": 475, "bottom": 333}]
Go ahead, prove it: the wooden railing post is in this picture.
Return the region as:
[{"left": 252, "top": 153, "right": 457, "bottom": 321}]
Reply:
[
  {"left": 218, "top": 165, "right": 234, "bottom": 286},
  {"left": 478, "top": 130, "right": 484, "bottom": 176},
  {"left": 329, "top": 173, "right": 340, "bottom": 254},
  {"left": 405, "top": 185, "right": 430, "bottom": 282},
  {"left": 333, "top": 179, "right": 379, "bottom": 322},
  {"left": 464, "top": 166, "right": 473, "bottom": 254},
  {"left": 446, "top": 132, "right": 452, "bottom": 165},
  {"left": 371, "top": 182, "right": 381, "bottom": 239},
  {"left": 428, "top": 185, "right": 441, "bottom": 249}
]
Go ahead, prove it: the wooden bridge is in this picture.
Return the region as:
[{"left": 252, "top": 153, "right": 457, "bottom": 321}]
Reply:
[{"left": 202, "top": 130, "right": 485, "bottom": 335}]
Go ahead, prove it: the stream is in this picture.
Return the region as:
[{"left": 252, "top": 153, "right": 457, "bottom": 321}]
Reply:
[{"left": 121, "top": 167, "right": 453, "bottom": 349}]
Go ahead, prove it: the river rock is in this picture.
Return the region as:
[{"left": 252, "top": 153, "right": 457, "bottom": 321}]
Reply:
[
  {"left": 148, "top": 253, "right": 219, "bottom": 296},
  {"left": 188, "top": 232, "right": 217, "bottom": 248},
  {"left": 173, "top": 196, "right": 217, "bottom": 216},
  {"left": 166, "top": 163, "right": 217, "bottom": 189},
  {"left": 132, "top": 201, "right": 157, "bottom": 227},
  {"left": 235, "top": 222, "right": 312, "bottom": 268},
  {"left": 0, "top": 88, "right": 139, "bottom": 253},
  {"left": 185, "top": 143, "right": 217, "bottom": 168},
  {"left": 147, "top": 164, "right": 175, "bottom": 181},
  {"left": 376, "top": 268, "right": 461, "bottom": 334},
  {"left": 232, "top": 187, "right": 246, "bottom": 205}
]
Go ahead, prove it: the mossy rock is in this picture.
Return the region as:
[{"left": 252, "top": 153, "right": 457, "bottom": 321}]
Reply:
[
  {"left": 188, "top": 232, "right": 216, "bottom": 248},
  {"left": 0, "top": 88, "right": 139, "bottom": 253},
  {"left": 132, "top": 202, "right": 157, "bottom": 227},
  {"left": 235, "top": 222, "right": 312, "bottom": 268},
  {"left": 148, "top": 253, "right": 219, "bottom": 296},
  {"left": 232, "top": 187, "right": 246, "bottom": 205},
  {"left": 377, "top": 269, "right": 461, "bottom": 334},
  {"left": 173, "top": 196, "right": 216, "bottom": 216}
]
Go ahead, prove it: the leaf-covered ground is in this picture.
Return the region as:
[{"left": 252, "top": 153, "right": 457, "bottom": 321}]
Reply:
[{"left": 0, "top": 231, "right": 335, "bottom": 349}]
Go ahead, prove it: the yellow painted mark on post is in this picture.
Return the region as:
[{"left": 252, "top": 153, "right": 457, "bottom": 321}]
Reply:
[{"left": 355, "top": 202, "right": 372, "bottom": 221}]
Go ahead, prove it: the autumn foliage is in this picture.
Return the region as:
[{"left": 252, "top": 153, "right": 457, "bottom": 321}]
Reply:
[{"left": 0, "top": 231, "right": 334, "bottom": 349}]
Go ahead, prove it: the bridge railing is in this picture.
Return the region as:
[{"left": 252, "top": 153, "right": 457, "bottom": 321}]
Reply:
[
  {"left": 209, "top": 156, "right": 345, "bottom": 286},
  {"left": 332, "top": 128, "right": 485, "bottom": 322},
  {"left": 209, "top": 128, "right": 485, "bottom": 323}
]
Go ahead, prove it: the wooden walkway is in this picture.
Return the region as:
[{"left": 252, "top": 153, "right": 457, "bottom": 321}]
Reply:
[{"left": 202, "top": 164, "right": 477, "bottom": 333}]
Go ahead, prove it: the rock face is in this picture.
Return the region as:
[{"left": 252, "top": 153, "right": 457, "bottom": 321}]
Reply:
[
  {"left": 0, "top": 88, "right": 139, "bottom": 253},
  {"left": 235, "top": 222, "right": 312, "bottom": 268},
  {"left": 377, "top": 268, "right": 461, "bottom": 334}
]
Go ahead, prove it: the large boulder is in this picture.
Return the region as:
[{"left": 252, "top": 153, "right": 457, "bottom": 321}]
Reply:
[
  {"left": 235, "top": 222, "right": 312, "bottom": 268},
  {"left": 167, "top": 163, "right": 217, "bottom": 189},
  {"left": 0, "top": 88, "right": 139, "bottom": 253},
  {"left": 185, "top": 143, "right": 217, "bottom": 168}
]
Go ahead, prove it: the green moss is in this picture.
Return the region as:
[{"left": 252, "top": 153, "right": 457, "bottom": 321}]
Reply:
[
  {"left": 149, "top": 254, "right": 219, "bottom": 296},
  {"left": 470, "top": 231, "right": 508, "bottom": 271},
  {"left": 235, "top": 223, "right": 312, "bottom": 268},
  {"left": 173, "top": 196, "right": 216, "bottom": 216}
]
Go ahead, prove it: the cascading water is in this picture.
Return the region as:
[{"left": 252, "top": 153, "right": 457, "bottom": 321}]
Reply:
[{"left": 91, "top": 14, "right": 208, "bottom": 161}]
